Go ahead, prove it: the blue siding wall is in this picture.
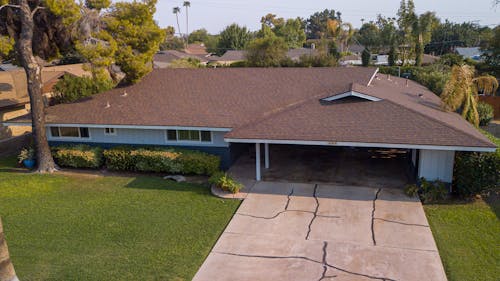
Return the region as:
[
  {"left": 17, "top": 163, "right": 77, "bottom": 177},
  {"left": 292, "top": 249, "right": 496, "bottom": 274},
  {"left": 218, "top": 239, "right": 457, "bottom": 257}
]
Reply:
[{"left": 47, "top": 128, "right": 229, "bottom": 147}]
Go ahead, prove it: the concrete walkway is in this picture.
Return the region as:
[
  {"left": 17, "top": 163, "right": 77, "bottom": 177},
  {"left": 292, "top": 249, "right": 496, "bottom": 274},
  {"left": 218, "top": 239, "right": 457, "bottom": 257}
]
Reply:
[{"left": 193, "top": 182, "right": 447, "bottom": 281}]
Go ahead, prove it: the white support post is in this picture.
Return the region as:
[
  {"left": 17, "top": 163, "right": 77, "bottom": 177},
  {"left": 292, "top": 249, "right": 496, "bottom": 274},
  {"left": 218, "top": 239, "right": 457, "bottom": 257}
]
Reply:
[
  {"left": 255, "top": 143, "right": 261, "bottom": 181},
  {"left": 264, "top": 143, "right": 269, "bottom": 169}
]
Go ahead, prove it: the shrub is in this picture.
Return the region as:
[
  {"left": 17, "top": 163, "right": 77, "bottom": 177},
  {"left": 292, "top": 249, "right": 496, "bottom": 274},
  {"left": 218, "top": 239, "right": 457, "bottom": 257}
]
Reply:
[
  {"left": 419, "top": 178, "right": 448, "bottom": 203},
  {"left": 477, "top": 102, "right": 494, "bottom": 126},
  {"left": 52, "top": 145, "right": 103, "bottom": 168},
  {"left": 132, "top": 149, "right": 182, "bottom": 173},
  {"left": 102, "top": 146, "right": 136, "bottom": 171},
  {"left": 177, "top": 150, "right": 220, "bottom": 175},
  {"left": 103, "top": 146, "right": 220, "bottom": 175},
  {"left": 53, "top": 74, "right": 114, "bottom": 104},
  {"left": 18, "top": 147, "right": 35, "bottom": 163},
  {"left": 453, "top": 130, "right": 500, "bottom": 197},
  {"left": 404, "top": 184, "right": 419, "bottom": 197},
  {"left": 209, "top": 171, "right": 243, "bottom": 194}
]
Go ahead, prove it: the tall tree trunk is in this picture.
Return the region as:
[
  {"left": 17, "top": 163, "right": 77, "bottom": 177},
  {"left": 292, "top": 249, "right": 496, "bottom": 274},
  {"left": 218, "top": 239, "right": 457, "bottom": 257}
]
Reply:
[
  {"left": 0, "top": 217, "right": 18, "bottom": 281},
  {"left": 185, "top": 7, "right": 188, "bottom": 45},
  {"left": 17, "top": 0, "right": 56, "bottom": 173}
]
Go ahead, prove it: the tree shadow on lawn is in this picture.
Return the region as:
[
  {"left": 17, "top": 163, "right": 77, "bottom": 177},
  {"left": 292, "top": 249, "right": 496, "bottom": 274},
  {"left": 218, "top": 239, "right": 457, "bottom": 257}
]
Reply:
[
  {"left": 483, "top": 189, "right": 500, "bottom": 220},
  {"left": 124, "top": 176, "right": 211, "bottom": 196}
]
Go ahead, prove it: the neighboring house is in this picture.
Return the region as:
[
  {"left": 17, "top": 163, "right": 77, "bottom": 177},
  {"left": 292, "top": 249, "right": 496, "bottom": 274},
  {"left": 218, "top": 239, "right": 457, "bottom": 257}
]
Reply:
[
  {"left": 0, "top": 63, "right": 90, "bottom": 140},
  {"left": 455, "top": 47, "right": 484, "bottom": 61},
  {"left": 340, "top": 54, "right": 362, "bottom": 66},
  {"left": 4, "top": 67, "right": 496, "bottom": 183},
  {"left": 184, "top": 43, "right": 209, "bottom": 56},
  {"left": 286, "top": 48, "right": 318, "bottom": 61},
  {"left": 209, "top": 48, "right": 318, "bottom": 65},
  {"left": 208, "top": 50, "right": 246, "bottom": 65},
  {"left": 153, "top": 50, "right": 209, "bottom": 68}
]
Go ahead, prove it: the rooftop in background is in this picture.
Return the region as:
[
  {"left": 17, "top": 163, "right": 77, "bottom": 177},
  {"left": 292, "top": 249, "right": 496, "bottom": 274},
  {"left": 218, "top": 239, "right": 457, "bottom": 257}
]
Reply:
[
  {"left": 0, "top": 63, "right": 90, "bottom": 109},
  {"left": 455, "top": 47, "right": 484, "bottom": 61}
]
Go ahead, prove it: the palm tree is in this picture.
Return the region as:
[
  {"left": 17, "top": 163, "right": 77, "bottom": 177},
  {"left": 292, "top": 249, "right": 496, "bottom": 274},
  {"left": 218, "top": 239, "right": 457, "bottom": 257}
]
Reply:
[
  {"left": 441, "top": 64, "right": 499, "bottom": 127},
  {"left": 183, "top": 1, "right": 190, "bottom": 44},
  {"left": 0, "top": 217, "right": 18, "bottom": 281},
  {"left": 172, "top": 7, "right": 181, "bottom": 38}
]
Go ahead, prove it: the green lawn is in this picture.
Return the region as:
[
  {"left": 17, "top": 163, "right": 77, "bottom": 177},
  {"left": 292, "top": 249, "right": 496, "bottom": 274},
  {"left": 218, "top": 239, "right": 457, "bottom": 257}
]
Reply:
[
  {"left": 0, "top": 157, "right": 240, "bottom": 281},
  {"left": 424, "top": 199, "right": 500, "bottom": 281}
]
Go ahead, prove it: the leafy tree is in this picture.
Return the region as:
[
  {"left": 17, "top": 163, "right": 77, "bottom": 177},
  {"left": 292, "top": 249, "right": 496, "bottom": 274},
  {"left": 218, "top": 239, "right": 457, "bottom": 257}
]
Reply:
[
  {"left": 482, "top": 25, "right": 500, "bottom": 75},
  {"left": 412, "top": 12, "right": 439, "bottom": 66},
  {"left": 0, "top": 0, "right": 83, "bottom": 172},
  {"left": 388, "top": 45, "right": 398, "bottom": 66},
  {"left": 216, "top": 23, "right": 250, "bottom": 56},
  {"left": 183, "top": 1, "right": 190, "bottom": 40},
  {"left": 53, "top": 74, "right": 114, "bottom": 104},
  {"left": 245, "top": 35, "right": 287, "bottom": 67},
  {"left": 326, "top": 19, "right": 353, "bottom": 53},
  {"left": 0, "top": 35, "right": 13, "bottom": 59},
  {"left": 259, "top": 14, "right": 306, "bottom": 49},
  {"left": 441, "top": 64, "right": 498, "bottom": 126},
  {"left": 103, "top": 0, "right": 165, "bottom": 84},
  {"left": 0, "top": 216, "right": 17, "bottom": 281},
  {"left": 169, "top": 57, "right": 203, "bottom": 68},
  {"left": 362, "top": 47, "right": 371, "bottom": 66},
  {"left": 297, "top": 52, "right": 337, "bottom": 67},
  {"left": 427, "top": 21, "right": 488, "bottom": 55},
  {"left": 85, "top": 0, "right": 111, "bottom": 10},
  {"left": 160, "top": 26, "right": 184, "bottom": 50},
  {"left": 356, "top": 23, "right": 380, "bottom": 49},
  {"left": 173, "top": 6, "right": 181, "bottom": 37},
  {"left": 188, "top": 28, "right": 209, "bottom": 43},
  {"left": 204, "top": 34, "right": 219, "bottom": 54},
  {"left": 305, "top": 9, "right": 340, "bottom": 39},
  {"left": 397, "top": 0, "right": 417, "bottom": 65}
]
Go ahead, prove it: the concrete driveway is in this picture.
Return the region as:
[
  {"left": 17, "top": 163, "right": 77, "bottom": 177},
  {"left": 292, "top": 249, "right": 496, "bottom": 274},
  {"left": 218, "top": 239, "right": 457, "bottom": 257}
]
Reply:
[{"left": 193, "top": 182, "right": 447, "bottom": 281}]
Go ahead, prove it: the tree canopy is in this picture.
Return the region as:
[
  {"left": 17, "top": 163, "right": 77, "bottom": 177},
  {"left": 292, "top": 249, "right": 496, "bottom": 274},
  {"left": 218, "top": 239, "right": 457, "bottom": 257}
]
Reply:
[{"left": 215, "top": 23, "right": 250, "bottom": 56}]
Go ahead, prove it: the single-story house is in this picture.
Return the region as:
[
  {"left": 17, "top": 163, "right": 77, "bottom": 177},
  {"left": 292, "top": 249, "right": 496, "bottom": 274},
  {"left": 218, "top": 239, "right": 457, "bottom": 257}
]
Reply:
[
  {"left": 0, "top": 63, "right": 89, "bottom": 139},
  {"left": 4, "top": 67, "right": 496, "bottom": 183},
  {"left": 153, "top": 50, "right": 210, "bottom": 68},
  {"left": 208, "top": 48, "right": 318, "bottom": 65}
]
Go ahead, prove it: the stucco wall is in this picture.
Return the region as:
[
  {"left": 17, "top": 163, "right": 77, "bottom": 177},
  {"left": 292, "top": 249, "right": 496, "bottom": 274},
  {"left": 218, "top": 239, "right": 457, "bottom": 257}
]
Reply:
[{"left": 418, "top": 149, "right": 455, "bottom": 183}]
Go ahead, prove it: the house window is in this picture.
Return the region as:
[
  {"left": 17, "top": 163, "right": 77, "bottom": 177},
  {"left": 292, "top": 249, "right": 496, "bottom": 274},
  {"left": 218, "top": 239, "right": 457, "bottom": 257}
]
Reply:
[
  {"left": 104, "top": 128, "right": 116, "bottom": 136},
  {"left": 165, "top": 130, "right": 212, "bottom": 143},
  {"left": 166, "top": 130, "right": 177, "bottom": 141},
  {"left": 50, "top": 126, "right": 90, "bottom": 139}
]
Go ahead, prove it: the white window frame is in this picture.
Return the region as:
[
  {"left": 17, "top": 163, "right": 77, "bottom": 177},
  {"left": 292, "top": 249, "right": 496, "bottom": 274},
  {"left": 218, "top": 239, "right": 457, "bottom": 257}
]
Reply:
[
  {"left": 104, "top": 127, "right": 117, "bottom": 136},
  {"left": 49, "top": 126, "right": 91, "bottom": 140},
  {"left": 165, "top": 129, "right": 213, "bottom": 144}
]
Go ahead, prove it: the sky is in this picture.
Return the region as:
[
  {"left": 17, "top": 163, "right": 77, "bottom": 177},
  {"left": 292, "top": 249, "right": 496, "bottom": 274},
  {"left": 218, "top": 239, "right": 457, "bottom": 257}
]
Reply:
[{"left": 147, "top": 0, "right": 499, "bottom": 34}]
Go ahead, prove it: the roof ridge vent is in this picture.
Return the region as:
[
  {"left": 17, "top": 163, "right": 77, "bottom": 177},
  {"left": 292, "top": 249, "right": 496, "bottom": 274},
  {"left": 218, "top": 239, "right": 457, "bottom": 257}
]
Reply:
[
  {"left": 121, "top": 90, "right": 128, "bottom": 97},
  {"left": 105, "top": 101, "right": 110, "bottom": 108}
]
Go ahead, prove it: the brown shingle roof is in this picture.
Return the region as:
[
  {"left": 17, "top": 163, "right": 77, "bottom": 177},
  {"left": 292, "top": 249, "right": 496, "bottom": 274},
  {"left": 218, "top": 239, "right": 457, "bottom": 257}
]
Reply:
[
  {"left": 0, "top": 64, "right": 89, "bottom": 108},
  {"left": 7, "top": 67, "right": 495, "bottom": 149}
]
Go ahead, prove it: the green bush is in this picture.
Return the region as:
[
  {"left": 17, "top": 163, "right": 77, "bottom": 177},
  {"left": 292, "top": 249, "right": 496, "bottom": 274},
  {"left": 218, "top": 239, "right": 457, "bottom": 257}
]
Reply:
[
  {"left": 477, "top": 102, "right": 494, "bottom": 126},
  {"left": 53, "top": 74, "right": 114, "bottom": 104},
  {"left": 419, "top": 178, "right": 448, "bottom": 203},
  {"left": 103, "top": 146, "right": 220, "bottom": 175},
  {"left": 132, "top": 149, "right": 182, "bottom": 173},
  {"left": 52, "top": 145, "right": 103, "bottom": 168},
  {"left": 177, "top": 150, "right": 220, "bottom": 175},
  {"left": 103, "top": 146, "right": 136, "bottom": 171},
  {"left": 404, "top": 184, "right": 419, "bottom": 197},
  {"left": 453, "top": 130, "right": 500, "bottom": 197},
  {"left": 209, "top": 171, "right": 243, "bottom": 194}
]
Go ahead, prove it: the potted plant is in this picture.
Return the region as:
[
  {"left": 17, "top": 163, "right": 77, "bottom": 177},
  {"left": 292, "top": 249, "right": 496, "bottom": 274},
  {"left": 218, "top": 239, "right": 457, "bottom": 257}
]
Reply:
[{"left": 18, "top": 147, "right": 35, "bottom": 169}]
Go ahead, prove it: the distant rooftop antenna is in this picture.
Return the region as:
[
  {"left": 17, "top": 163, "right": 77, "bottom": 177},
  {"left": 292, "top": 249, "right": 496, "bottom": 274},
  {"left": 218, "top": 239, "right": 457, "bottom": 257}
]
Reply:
[{"left": 105, "top": 101, "right": 110, "bottom": 108}]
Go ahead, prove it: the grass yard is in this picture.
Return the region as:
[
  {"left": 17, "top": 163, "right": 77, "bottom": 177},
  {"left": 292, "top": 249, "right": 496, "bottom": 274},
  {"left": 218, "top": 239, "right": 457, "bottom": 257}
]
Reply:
[
  {"left": 0, "top": 157, "right": 240, "bottom": 281},
  {"left": 424, "top": 198, "right": 500, "bottom": 281}
]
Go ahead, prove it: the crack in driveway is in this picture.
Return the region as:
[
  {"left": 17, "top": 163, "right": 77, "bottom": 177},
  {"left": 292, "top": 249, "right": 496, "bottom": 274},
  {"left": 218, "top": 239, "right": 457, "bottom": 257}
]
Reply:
[
  {"left": 371, "top": 188, "right": 382, "bottom": 246},
  {"left": 214, "top": 241, "right": 396, "bottom": 281},
  {"left": 306, "top": 184, "right": 320, "bottom": 240},
  {"left": 374, "top": 218, "right": 429, "bottom": 227}
]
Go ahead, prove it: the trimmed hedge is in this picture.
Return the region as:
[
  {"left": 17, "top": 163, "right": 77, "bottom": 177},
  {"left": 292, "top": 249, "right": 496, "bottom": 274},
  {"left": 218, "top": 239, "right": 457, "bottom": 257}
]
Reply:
[
  {"left": 52, "top": 145, "right": 103, "bottom": 168},
  {"left": 103, "top": 146, "right": 220, "bottom": 175}
]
